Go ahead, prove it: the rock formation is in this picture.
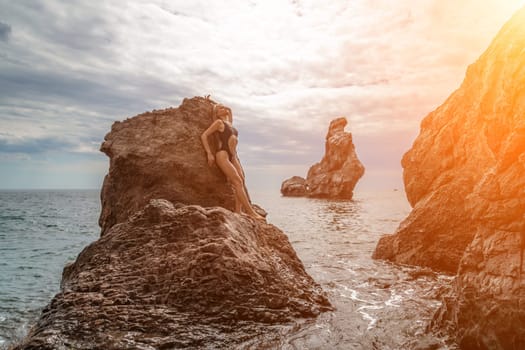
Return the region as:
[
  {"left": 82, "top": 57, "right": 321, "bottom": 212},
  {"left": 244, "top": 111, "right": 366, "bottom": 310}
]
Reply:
[
  {"left": 281, "top": 117, "right": 364, "bottom": 199},
  {"left": 15, "top": 97, "right": 331, "bottom": 349},
  {"left": 16, "top": 200, "right": 331, "bottom": 349},
  {"left": 374, "top": 7, "right": 525, "bottom": 349},
  {"left": 99, "top": 97, "right": 235, "bottom": 235},
  {"left": 280, "top": 176, "right": 308, "bottom": 197}
]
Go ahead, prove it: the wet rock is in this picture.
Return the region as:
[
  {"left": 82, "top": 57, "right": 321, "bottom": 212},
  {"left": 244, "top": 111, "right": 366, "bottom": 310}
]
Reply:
[
  {"left": 281, "top": 117, "right": 364, "bottom": 199},
  {"left": 99, "top": 96, "right": 236, "bottom": 235},
  {"left": 15, "top": 199, "right": 332, "bottom": 349},
  {"left": 280, "top": 176, "right": 307, "bottom": 196},
  {"left": 375, "top": 6, "right": 525, "bottom": 349}
]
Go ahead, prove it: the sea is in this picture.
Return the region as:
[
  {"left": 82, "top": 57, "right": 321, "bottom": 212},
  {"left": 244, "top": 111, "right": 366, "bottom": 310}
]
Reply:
[{"left": 0, "top": 189, "right": 457, "bottom": 349}]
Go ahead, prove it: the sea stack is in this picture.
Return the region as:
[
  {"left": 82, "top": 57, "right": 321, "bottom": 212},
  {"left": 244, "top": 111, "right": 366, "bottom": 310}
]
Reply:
[
  {"left": 14, "top": 97, "right": 332, "bottom": 349},
  {"left": 373, "top": 7, "right": 525, "bottom": 349},
  {"left": 281, "top": 117, "right": 364, "bottom": 199}
]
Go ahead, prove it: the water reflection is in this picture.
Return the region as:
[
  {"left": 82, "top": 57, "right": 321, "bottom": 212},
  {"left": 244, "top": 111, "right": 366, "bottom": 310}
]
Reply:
[{"left": 315, "top": 199, "right": 361, "bottom": 233}]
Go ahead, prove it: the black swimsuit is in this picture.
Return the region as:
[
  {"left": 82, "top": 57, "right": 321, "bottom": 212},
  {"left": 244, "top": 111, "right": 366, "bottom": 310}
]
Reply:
[{"left": 217, "top": 121, "right": 238, "bottom": 160}]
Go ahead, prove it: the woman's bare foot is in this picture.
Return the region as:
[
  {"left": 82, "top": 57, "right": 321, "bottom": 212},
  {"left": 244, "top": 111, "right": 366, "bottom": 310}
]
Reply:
[
  {"left": 253, "top": 213, "right": 266, "bottom": 221},
  {"left": 247, "top": 208, "right": 265, "bottom": 221}
]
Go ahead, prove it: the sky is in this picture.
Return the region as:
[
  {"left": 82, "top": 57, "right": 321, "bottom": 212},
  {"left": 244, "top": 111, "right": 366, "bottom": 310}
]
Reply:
[{"left": 1, "top": 0, "right": 524, "bottom": 192}]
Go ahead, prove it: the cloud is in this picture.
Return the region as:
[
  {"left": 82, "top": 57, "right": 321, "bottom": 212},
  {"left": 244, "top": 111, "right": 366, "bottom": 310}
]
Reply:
[
  {"left": 0, "top": 136, "right": 73, "bottom": 154},
  {"left": 0, "top": 152, "right": 30, "bottom": 161},
  {"left": 0, "top": 65, "right": 194, "bottom": 115},
  {"left": 235, "top": 116, "right": 324, "bottom": 167},
  {"left": 0, "top": 21, "right": 11, "bottom": 41}
]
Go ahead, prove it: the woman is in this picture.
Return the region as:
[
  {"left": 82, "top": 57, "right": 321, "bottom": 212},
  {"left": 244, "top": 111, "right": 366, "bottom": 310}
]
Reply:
[{"left": 201, "top": 104, "right": 264, "bottom": 220}]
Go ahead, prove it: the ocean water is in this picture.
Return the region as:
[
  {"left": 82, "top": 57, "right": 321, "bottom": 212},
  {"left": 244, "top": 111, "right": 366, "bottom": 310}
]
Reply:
[
  {"left": 0, "top": 190, "right": 100, "bottom": 348},
  {"left": 0, "top": 189, "right": 456, "bottom": 349},
  {"left": 251, "top": 191, "right": 455, "bottom": 349}
]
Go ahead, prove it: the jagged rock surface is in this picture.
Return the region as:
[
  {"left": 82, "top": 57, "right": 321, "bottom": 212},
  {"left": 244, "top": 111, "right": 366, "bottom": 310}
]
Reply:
[
  {"left": 14, "top": 96, "right": 331, "bottom": 349},
  {"left": 99, "top": 97, "right": 235, "bottom": 235},
  {"left": 15, "top": 199, "right": 332, "bottom": 349},
  {"left": 280, "top": 176, "right": 307, "bottom": 197},
  {"left": 281, "top": 117, "right": 364, "bottom": 199},
  {"left": 374, "top": 7, "right": 525, "bottom": 349}
]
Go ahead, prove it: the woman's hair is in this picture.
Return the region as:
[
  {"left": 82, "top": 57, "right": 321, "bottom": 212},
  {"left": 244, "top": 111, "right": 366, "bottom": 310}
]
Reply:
[
  {"left": 222, "top": 107, "right": 233, "bottom": 123},
  {"left": 211, "top": 104, "right": 219, "bottom": 120},
  {"left": 211, "top": 104, "right": 233, "bottom": 123}
]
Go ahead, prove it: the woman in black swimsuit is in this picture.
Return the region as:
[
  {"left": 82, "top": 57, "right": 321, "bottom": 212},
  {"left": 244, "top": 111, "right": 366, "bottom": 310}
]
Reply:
[{"left": 201, "top": 104, "right": 263, "bottom": 220}]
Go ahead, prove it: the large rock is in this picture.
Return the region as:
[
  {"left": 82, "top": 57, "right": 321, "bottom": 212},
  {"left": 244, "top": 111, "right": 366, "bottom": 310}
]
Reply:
[
  {"left": 373, "top": 8, "right": 525, "bottom": 273},
  {"left": 15, "top": 199, "right": 331, "bottom": 349},
  {"left": 374, "top": 6, "right": 525, "bottom": 349},
  {"left": 99, "top": 96, "right": 235, "bottom": 235},
  {"left": 281, "top": 117, "right": 364, "bottom": 199},
  {"left": 14, "top": 97, "right": 331, "bottom": 349}
]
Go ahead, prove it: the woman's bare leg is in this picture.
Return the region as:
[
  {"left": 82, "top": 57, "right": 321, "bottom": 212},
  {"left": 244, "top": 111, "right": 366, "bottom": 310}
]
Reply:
[
  {"left": 229, "top": 137, "right": 252, "bottom": 213},
  {"left": 231, "top": 155, "right": 249, "bottom": 213},
  {"left": 232, "top": 186, "right": 242, "bottom": 212},
  {"left": 215, "top": 151, "right": 263, "bottom": 219}
]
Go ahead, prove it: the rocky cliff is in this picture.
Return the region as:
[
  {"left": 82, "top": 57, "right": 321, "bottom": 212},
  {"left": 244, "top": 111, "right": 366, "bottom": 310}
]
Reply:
[
  {"left": 374, "top": 7, "right": 525, "bottom": 349},
  {"left": 15, "top": 97, "right": 331, "bottom": 349},
  {"left": 281, "top": 117, "right": 364, "bottom": 199}
]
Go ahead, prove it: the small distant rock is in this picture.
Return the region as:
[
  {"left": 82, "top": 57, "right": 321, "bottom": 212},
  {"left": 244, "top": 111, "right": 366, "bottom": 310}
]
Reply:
[
  {"left": 281, "top": 117, "right": 364, "bottom": 199},
  {"left": 281, "top": 176, "right": 308, "bottom": 196}
]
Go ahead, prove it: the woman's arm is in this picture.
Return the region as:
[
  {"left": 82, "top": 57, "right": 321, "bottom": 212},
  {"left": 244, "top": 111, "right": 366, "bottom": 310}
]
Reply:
[{"left": 201, "top": 119, "right": 223, "bottom": 166}]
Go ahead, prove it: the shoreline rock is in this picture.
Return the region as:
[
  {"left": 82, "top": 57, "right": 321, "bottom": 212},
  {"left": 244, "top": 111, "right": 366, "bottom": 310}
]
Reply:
[
  {"left": 281, "top": 117, "right": 364, "bottom": 199},
  {"left": 15, "top": 200, "right": 331, "bottom": 349},
  {"left": 374, "top": 6, "right": 525, "bottom": 349}
]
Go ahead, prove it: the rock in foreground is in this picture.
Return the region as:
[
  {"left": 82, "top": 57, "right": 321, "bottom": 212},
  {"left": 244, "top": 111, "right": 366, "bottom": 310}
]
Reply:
[
  {"left": 281, "top": 117, "right": 364, "bottom": 199},
  {"left": 374, "top": 6, "right": 525, "bottom": 349},
  {"left": 16, "top": 199, "right": 331, "bottom": 349}
]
